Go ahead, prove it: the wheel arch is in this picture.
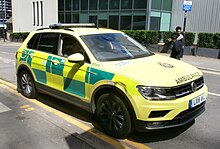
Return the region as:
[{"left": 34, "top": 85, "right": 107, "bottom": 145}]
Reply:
[
  {"left": 91, "top": 85, "right": 137, "bottom": 121},
  {"left": 17, "top": 64, "right": 36, "bottom": 90}
]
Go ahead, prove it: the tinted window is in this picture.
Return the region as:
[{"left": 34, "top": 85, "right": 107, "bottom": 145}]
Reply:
[
  {"left": 121, "top": 0, "right": 132, "bottom": 9},
  {"left": 134, "top": 0, "right": 147, "bottom": 9},
  {"left": 37, "top": 33, "right": 59, "bottom": 54},
  {"left": 99, "top": 0, "right": 108, "bottom": 10},
  {"left": 89, "top": 0, "right": 97, "bottom": 10},
  {"left": 151, "top": 0, "right": 161, "bottom": 10},
  {"left": 81, "top": 0, "right": 88, "bottom": 10},
  {"left": 27, "top": 34, "right": 39, "bottom": 49},
  {"left": 109, "top": 16, "right": 119, "bottom": 30},
  {"left": 109, "top": 0, "right": 119, "bottom": 9},
  {"left": 120, "top": 16, "right": 131, "bottom": 30}
]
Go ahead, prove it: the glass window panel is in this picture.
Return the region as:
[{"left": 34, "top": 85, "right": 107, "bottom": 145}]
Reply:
[
  {"left": 151, "top": 11, "right": 160, "bottom": 17},
  {"left": 109, "top": 16, "right": 119, "bottom": 29},
  {"left": 110, "top": 0, "right": 119, "bottom": 9},
  {"left": 58, "top": 13, "right": 64, "bottom": 23},
  {"left": 79, "top": 13, "right": 88, "bottom": 22},
  {"left": 120, "top": 11, "right": 132, "bottom": 15},
  {"left": 58, "top": 0, "right": 64, "bottom": 11},
  {"left": 134, "top": 0, "right": 147, "bottom": 9},
  {"left": 65, "top": 0, "right": 71, "bottom": 11},
  {"left": 99, "top": 20, "right": 107, "bottom": 28},
  {"left": 133, "top": 16, "right": 146, "bottom": 30},
  {"left": 72, "top": 14, "right": 79, "bottom": 22},
  {"left": 120, "top": 16, "right": 131, "bottom": 30},
  {"left": 89, "top": 0, "right": 97, "bottom": 10},
  {"left": 99, "top": 0, "right": 108, "bottom": 10},
  {"left": 121, "top": 0, "right": 132, "bottom": 9},
  {"left": 162, "top": 0, "right": 172, "bottom": 11},
  {"left": 133, "top": 10, "right": 146, "bottom": 15},
  {"left": 151, "top": 0, "right": 162, "bottom": 10},
  {"left": 89, "top": 16, "right": 97, "bottom": 25},
  {"left": 37, "top": 33, "right": 59, "bottom": 54},
  {"left": 73, "top": 0, "right": 79, "bottom": 10},
  {"left": 99, "top": 12, "right": 108, "bottom": 20},
  {"left": 150, "top": 16, "right": 160, "bottom": 30},
  {"left": 65, "top": 13, "right": 71, "bottom": 23},
  {"left": 81, "top": 0, "right": 88, "bottom": 10},
  {"left": 160, "top": 12, "right": 170, "bottom": 31}
]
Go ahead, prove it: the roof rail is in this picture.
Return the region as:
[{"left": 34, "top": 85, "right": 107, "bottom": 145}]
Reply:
[
  {"left": 37, "top": 27, "right": 50, "bottom": 31},
  {"left": 49, "top": 23, "right": 95, "bottom": 29}
]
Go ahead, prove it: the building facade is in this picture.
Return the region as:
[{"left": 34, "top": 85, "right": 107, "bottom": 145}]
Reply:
[
  {"left": 58, "top": 0, "right": 172, "bottom": 31},
  {"left": 12, "top": 0, "right": 220, "bottom": 33},
  {"left": 13, "top": 0, "right": 172, "bottom": 32},
  {"left": 12, "top": 0, "right": 58, "bottom": 32},
  {"left": 0, "top": 0, "right": 12, "bottom": 26}
]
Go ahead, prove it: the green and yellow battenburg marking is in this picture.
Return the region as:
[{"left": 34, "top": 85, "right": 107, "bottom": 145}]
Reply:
[{"left": 18, "top": 49, "right": 115, "bottom": 99}]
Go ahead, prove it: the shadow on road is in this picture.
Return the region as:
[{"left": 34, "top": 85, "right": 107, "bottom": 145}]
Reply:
[
  {"left": 35, "top": 92, "right": 195, "bottom": 146},
  {"left": 127, "top": 120, "right": 195, "bottom": 143}
]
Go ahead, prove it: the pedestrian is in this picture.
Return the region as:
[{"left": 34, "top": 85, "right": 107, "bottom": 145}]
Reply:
[{"left": 170, "top": 26, "right": 184, "bottom": 60}]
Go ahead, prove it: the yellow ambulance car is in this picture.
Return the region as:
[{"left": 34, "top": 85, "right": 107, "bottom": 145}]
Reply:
[{"left": 16, "top": 24, "right": 208, "bottom": 138}]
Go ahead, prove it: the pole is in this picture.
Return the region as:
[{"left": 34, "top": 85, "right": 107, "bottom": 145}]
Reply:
[
  {"left": 183, "top": 11, "right": 187, "bottom": 33},
  {"left": 3, "top": 0, "right": 5, "bottom": 42},
  {"left": 183, "top": 11, "right": 187, "bottom": 47}
]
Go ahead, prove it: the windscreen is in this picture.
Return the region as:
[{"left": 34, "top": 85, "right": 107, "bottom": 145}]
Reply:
[{"left": 81, "top": 33, "right": 153, "bottom": 61}]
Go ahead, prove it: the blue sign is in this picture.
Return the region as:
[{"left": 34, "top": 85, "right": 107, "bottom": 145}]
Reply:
[{"left": 183, "top": 1, "right": 192, "bottom": 11}]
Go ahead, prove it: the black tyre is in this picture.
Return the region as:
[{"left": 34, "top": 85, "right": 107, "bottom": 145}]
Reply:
[
  {"left": 20, "top": 70, "right": 37, "bottom": 98},
  {"left": 96, "top": 92, "right": 133, "bottom": 138}
]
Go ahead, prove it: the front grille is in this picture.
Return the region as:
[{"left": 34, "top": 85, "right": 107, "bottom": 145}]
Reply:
[{"left": 172, "top": 76, "right": 204, "bottom": 98}]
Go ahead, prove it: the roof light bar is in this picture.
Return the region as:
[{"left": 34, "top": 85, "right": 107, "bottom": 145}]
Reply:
[{"left": 49, "top": 23, "right": 95, "bottom": 29}]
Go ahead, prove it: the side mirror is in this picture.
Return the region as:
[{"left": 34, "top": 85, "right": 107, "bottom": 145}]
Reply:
[{"left": 67, "top": 53, "right": 84, "bottom": 63}]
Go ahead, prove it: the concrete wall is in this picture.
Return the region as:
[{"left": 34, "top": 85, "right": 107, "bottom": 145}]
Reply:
[
  {"left": 12, "top": 0, "right": 58, "bottom": 32},
  {"left": 171, "top": 0, "right": 220, "bottom": 33}
]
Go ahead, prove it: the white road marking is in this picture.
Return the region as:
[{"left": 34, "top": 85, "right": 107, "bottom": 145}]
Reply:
[
  {"left": 0, "top": 57, "right": 15, "bottom": 64},
  {"left": 208, "top": 92, "right": 220, "bottom": 97},
  {"left": 0, "top": 51, "right": 15, "bottom": 55},
  {"left": 201, "top": 70, "right": 220, "bottom": 76},
  {"left": 0, "top": 102, "right": 11, "bottom": 113}
]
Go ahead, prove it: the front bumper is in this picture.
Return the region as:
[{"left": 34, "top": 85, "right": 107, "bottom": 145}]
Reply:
[{"left": 135, "top": 101, "right": 205, "bottom": 132}]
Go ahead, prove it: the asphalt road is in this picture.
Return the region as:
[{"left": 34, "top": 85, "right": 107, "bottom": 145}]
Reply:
[{"left": 0, "top": 42, "right": 220, "bottom": 149}]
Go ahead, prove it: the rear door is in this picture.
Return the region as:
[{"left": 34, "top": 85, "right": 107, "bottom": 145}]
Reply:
[{"left": 27, "top": 33, "right": 60, "bottom": 85}]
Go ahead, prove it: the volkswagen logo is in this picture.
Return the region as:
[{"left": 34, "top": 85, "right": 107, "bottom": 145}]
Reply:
[
  {"left": 191, "top": 82, "right": 197, "bottom": 92},
  {"left": 158, "top": 62, "right": 174, "bottom": 68}
]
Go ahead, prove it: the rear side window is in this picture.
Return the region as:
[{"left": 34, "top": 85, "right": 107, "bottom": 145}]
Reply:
[
  {"left": 27, "top": 33, "right": 59, "bottom": 54},
  {"left": 37, "top": 33, "right": 59, "bottom": 54},
  {"left": 27, "top": 34, "right": 39, "bottom": 49}
]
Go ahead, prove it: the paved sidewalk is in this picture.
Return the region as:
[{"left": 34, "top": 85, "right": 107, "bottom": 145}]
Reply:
[
  {"left": 0, "top": 40, "right": 23, "bottom": 47},
  {"left": 157, "top": 52, "right": 220, "bottom": 72},
  {"left": 1, "top": 40, "right": 219, "bottom": 72}
]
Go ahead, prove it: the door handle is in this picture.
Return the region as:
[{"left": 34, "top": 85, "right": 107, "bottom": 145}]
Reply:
[
  {"left": 50, "top": 59, "right": 60, "bottom": 65},
  {"left": 28, "top": 53, "right": 34, "bottom": 58}
]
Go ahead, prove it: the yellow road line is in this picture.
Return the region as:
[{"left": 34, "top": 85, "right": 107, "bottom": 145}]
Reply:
[
  {"left": 0, "top": 79, "right": 151, "bottom": 149},
  {"left": 125, "top": 139, "right": 152, "bottom": 149},
  {"left": 0, "top": 79, "right": 16, "bottom": 89}
]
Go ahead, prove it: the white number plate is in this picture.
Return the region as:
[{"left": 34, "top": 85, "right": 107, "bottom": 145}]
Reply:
[{"left": 189, "top": 93, "right": 206, "bottom": 108}]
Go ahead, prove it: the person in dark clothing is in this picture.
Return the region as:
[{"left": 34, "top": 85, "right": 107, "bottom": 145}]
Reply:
[{"left": 170, "top": 26, "right": 184, "bottom": 60}]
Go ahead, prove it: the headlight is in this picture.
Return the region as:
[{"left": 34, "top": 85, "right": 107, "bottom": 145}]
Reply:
[{"left": 136, "top": 85, "right": 176, "bottom": 100}]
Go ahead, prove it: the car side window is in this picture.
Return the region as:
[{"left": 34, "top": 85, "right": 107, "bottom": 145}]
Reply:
[
  {"left": 27, "top": 34, "right": 39, "bottom": 49},
  {"left": 61, "top": 35, "right": 82, "bottom": 57},
  {"left": 61, "top": 34, "right": 90, "bottom": 63},
  {"left": 37, "top": 33, "right": 59, "bottom": 54}
]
